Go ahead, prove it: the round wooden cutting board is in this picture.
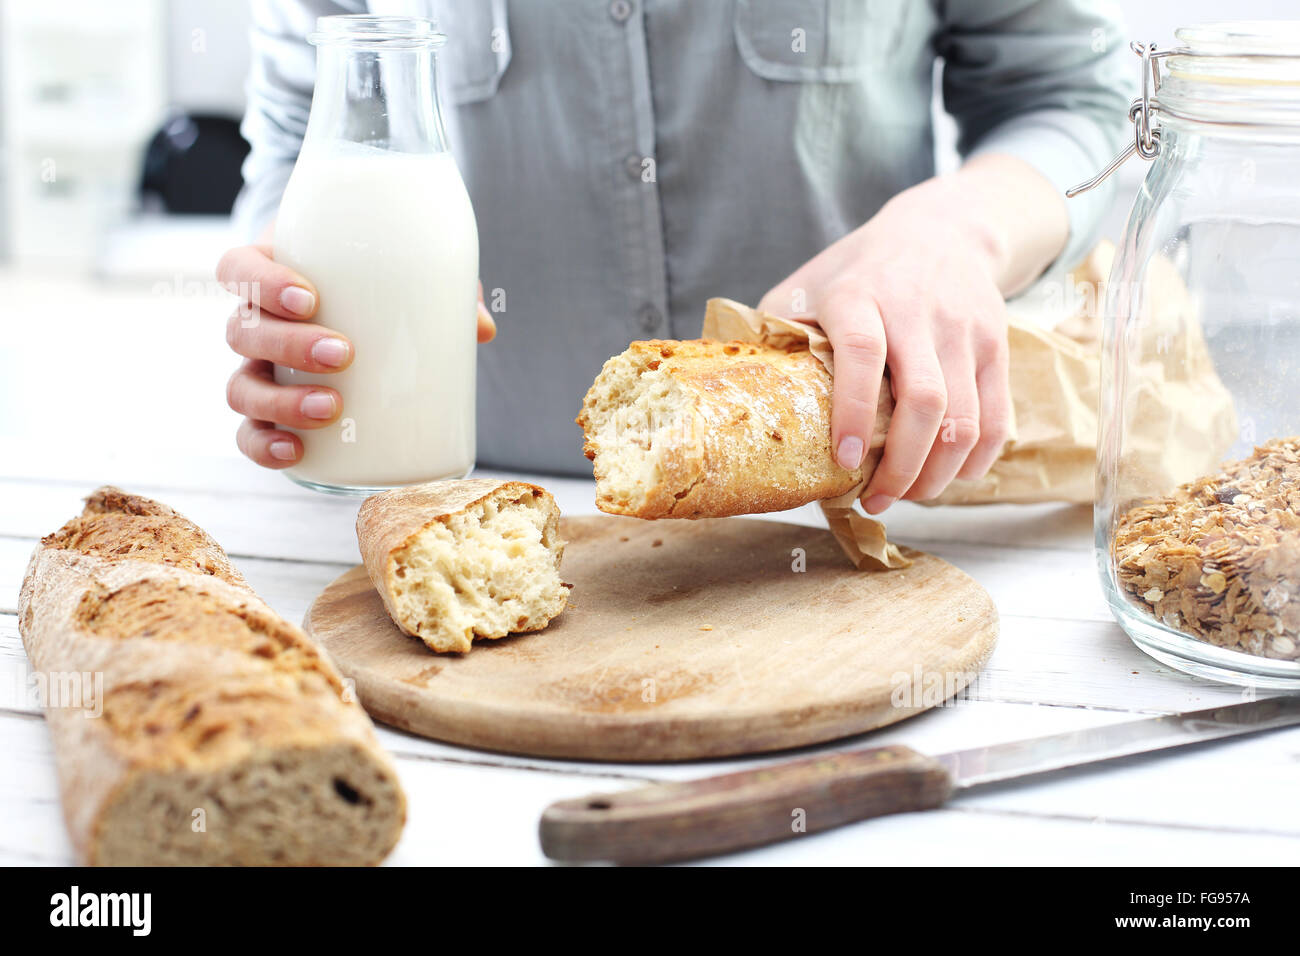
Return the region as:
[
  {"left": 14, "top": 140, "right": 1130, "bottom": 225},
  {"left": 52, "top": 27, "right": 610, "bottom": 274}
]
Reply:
[{"left": 304, "top": 515, "right": 998, "bottom": 761}]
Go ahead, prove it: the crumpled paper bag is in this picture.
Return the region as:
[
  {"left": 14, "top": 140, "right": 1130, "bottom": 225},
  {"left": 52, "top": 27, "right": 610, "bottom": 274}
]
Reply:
[{"left": 702, "top": 241, "right": 1237, "bottom": 570}]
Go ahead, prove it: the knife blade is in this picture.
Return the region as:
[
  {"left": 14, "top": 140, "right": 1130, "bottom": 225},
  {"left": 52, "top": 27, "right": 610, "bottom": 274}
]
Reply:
[
  {"left": 937, "top": 694, "right": 1300, "bottom": 787},
  {"left": 539, "top": 696, "right": 1300, "bottom": 864}
]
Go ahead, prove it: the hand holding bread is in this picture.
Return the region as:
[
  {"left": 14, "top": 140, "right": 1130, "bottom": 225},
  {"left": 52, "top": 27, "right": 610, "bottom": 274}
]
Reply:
[{"left": 755, "top": 156, "right": 1059, "bottom": 512}]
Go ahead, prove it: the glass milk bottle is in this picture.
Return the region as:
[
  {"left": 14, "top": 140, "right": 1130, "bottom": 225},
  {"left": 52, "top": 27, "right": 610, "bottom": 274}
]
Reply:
[{"left": 273, "top": 15, "right": 478, "bottom": 494}]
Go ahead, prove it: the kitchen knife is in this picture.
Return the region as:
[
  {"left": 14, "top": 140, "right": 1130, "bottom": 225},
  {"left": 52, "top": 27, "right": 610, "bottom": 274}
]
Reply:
[{"left": 539, "top": 695, "right": 1300, "bottom": 864}]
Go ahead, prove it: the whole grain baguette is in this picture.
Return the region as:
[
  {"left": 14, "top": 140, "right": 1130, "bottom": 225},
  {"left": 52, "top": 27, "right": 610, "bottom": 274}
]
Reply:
[
  {"left": 18, "top": 487, "right": 406, "bottom": 866},
  {"left": 576, "top": 339, "right": 891, "bottom": 518},
  {"left": 357, "top": 478, "right": 568, "bottom": 653}
]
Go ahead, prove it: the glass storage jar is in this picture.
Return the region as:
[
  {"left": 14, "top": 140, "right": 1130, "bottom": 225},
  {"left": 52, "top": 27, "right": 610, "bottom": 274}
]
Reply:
[{"left": 1094, "top": 22, "right": 1300, "bottom": 688}]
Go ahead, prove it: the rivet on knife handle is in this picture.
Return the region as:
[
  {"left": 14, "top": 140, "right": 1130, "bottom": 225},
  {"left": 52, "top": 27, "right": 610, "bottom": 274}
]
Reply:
[{"left": 538, "top": 745, "right": 954, "bottom": 864}]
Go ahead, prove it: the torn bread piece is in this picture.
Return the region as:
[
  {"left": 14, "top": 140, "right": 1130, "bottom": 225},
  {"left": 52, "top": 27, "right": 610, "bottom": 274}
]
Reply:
[
  {"left": 577, "top": 339, "right": 875, "bottom": 519},
  {"left": 357, "top": 479, "right": 569, "bottom": 653}
]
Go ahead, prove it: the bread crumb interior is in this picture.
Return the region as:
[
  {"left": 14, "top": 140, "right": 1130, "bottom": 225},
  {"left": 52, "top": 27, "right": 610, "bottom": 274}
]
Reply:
[
  {"left": 582, "top": 354, "right": 692, "bottom": 513},
  {"left": 390, "top": 490, "right": 566, "bottom": 650}
]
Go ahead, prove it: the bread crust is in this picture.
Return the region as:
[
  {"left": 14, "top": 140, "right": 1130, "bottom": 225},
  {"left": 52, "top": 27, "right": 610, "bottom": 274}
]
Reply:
[
  {"left": 356, "top": 478, "right": 530, "bottom": 581},
  {"left": 356, "top": 479, "right": 567, "bottom": 651},
  {"left": 18, "top": 487, "right": 406, "bottom": 865},
  {"left": 41, "top": 485, "right": 246, "bottom": 586},
  {"left": 577, "top": 339, "right": 888, "bottom": 518}
]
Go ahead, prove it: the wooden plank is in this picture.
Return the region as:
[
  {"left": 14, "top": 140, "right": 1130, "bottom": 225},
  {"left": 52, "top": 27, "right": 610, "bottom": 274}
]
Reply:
[
  {"left": 970, "top": 616, "right": 1256, "bottom": 713},
  {"left": 0, "top": 615, "right": 37, "bottom": 716},
  {"left": 922, "top": 540, "right": 1110, "bottom": 623},
  {"left": 368, "top": 697, "right": 1143, "bottom": 781},
  {"left": 954, "top": 722, "right": 1300, "bottom": 837},
  {"left": 0, "top": 535, "right": 354, "bottom": 623},
  {"left": 4, "top": 603, "right": 1163, "bottom": 779},
  {"left": 0, "top": 594, "right": 1237, "bottom": 728},
  {"left": 5, "top": 595, "right": 1279, "bottom": 811},
  {"left": 0, "top": 538, "right": 30, "bottom": 613},
  {"left": 0, "top": 510, "right": 1109, "bottom": 625},
  {"left": 3, "top": 708, "right": 1296, "bottom": 866},
  {"left": 0, "top": 714, "right": 75, "bottom": 865},
  {"left": 7, "top": 609, "right": 1298, "bottom": 861},
  {"left": 2, "top": 601, "right": 1155, "bottom": 779},
  {"left": 0, "top": 448, "right": 305, "bottom": 500},
  {"left": 0, "top": 480, "right": 368, "bottom": 564},
  {"left": 691, "top": 804, "right": 1300, "bottom": 866},
  {"left": 0, "top": 472, "right": 1094, "bottom": 564},
  {"left": 0, "top": 596, "right": 1256, "bottom": 739},
  {"left": 0, "top": 471, "right": 594, "bottom": 565},
  {"left": 0, "top": 586, "right": 1253, "bottom": 743}
]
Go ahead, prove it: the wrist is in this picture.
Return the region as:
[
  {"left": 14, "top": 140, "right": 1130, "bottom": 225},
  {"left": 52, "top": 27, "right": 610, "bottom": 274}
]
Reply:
[
  {"left": 883, "top": 155, "right": 1068, "bottom": 295},
  {"left": 883, "top": 173, "right": 1012, "bottom": 285},
  {"left": 955, "top": 154, "right": 1069, "bottom": 293}
]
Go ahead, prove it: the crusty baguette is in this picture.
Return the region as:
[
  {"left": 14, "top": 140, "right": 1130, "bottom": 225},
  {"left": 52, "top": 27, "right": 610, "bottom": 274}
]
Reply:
[
  {"left": 577, "top": 339, "right": 889, "bottom": 518},
  {"left": 357, "top": 479, "right": 569, "bottom": 654},
  {"left": 18, "top": 487, "right": 406, "bottom": 866}
]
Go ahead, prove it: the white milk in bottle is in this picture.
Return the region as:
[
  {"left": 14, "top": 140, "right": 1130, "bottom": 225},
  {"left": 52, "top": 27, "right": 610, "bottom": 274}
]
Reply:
[{"left": 271, "top": 15, "right": 478, "bottom": 493}]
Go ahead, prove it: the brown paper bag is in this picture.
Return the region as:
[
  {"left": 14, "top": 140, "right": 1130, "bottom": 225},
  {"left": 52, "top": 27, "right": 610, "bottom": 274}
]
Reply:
[{"left": 702, "top": 242, "right": 1237, "bottom": 569}]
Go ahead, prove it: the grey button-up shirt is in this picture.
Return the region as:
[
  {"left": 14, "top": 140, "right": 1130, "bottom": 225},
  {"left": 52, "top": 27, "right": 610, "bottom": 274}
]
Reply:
[{"left": 236, "top": 0, "right": 1132, "bottom": 476}]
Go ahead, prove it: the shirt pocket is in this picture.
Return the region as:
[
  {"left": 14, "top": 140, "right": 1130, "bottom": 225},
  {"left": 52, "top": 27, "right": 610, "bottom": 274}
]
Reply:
[
  {"left": 435, "top": 0, "right": 512, "bottom": 105},
  {"left": 733, "top": 0, "right": 912, "bottom": 82}
]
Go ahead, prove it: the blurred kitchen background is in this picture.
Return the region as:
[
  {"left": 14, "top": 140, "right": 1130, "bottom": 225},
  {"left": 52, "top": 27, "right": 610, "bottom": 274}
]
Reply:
[
  {"left": 1, "top": 0, "right": 250, "bottom": 274},
  {"left": 0, "top": 0, "right": 1294, "bottom": 483}
]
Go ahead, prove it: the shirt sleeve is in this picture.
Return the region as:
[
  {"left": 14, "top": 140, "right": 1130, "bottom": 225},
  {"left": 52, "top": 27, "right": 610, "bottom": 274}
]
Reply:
[
  {"left": 935, "top": 0, "right": 1136, "bottom": 271},
  {"left": 233, "top": 0, "right": 363, "bottom": 241}
]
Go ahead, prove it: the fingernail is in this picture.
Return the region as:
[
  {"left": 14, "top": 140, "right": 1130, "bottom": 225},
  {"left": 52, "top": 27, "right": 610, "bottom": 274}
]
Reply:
[
  {"left": 863, "top": 493, "right": 896, "bottom": 515},
  {"left": 836, "top": 435, "right": 865, "bottom": 470},
  {"left": 311, "top": 337, "right": 350, "bottom": 368},
  {"left": 301, "top": 391, "right": 336, "bottom": 420},
  {"left": 280, "top": 286, "right": 316, "bottom": 316},
  {"left": 269, "top": 439, "right": 297, "bottom": 461}
]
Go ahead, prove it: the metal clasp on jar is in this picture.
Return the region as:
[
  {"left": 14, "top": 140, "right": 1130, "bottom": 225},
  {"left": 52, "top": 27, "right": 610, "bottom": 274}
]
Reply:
[{"left": 1067, "top": 41, "right": 1169, "bottom": 198}]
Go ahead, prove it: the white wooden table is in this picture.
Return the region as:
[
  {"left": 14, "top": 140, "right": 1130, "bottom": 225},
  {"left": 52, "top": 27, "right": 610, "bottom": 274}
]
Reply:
[{"left": 2, "top": 268, "right": 1298, "bottom": 865}]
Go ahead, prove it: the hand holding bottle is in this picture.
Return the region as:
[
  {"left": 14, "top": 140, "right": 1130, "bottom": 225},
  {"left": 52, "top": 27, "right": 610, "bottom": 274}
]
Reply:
[{"left": 218, "top": 237, "right": 496, "bottom": 470}]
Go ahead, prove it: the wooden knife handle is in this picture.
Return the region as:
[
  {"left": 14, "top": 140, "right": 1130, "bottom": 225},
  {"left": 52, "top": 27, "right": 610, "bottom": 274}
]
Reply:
[{"left": 539, "top": 745, "right": 954, "bottom": 864}]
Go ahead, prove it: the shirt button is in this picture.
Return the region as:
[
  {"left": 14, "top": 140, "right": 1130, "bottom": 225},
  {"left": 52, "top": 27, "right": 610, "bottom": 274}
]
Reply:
[
  {"left": 637, "top": 304, "right": 662, "bottom": 335},
  {"left": 609, "top": 0, "right": 634, "bottom": 23},
  {"left": 624, "top": 153, "right": 647, "bottom": 181}
]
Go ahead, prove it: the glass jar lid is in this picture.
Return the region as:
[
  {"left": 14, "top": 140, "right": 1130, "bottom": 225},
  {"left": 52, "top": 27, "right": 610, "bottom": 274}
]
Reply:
[
  {"left": 1174, "top": 20, "right": 1300, "bottom": 58},
  {"left": 1162, "top": 21, "right": 1300, "bottom": 129}
]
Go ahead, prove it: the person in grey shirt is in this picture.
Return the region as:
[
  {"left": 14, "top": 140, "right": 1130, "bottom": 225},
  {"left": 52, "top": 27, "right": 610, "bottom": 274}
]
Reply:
[{"left": 219, "top": 0, "right": 1130, "bottom": 512}]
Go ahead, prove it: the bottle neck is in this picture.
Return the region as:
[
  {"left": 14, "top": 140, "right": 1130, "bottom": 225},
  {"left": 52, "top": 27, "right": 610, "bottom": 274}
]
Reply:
[{"left": 305, "top": 42, "right": 448, "bottom": 154}]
